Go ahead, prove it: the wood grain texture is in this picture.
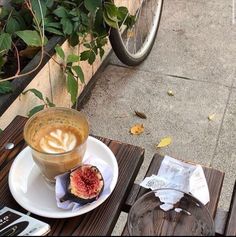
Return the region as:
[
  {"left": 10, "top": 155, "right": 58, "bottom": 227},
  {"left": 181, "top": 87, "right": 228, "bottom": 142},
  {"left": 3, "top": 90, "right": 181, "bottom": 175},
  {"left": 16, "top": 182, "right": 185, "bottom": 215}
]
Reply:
[
  {"left": 0, "top": 116, "right": 28, "bottom": 173},
  {"left": 122, "top": 153, "right": 225, "bottom": 236},
  {"left": 0, "top": 116, "right": 145, "bottom": 236},
  {"left": 225, "top": 181, "right": 236, "bottom": 236},
  {"left": 0, "top": 116, "right": 28, "bottom": 213}
]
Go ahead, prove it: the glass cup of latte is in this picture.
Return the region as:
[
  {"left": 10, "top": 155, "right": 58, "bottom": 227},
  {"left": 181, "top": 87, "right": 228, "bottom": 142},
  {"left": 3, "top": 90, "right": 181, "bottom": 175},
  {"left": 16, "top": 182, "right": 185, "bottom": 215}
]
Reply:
[{"left": 23, "top": 107, "right": 89, "bottom": 183}]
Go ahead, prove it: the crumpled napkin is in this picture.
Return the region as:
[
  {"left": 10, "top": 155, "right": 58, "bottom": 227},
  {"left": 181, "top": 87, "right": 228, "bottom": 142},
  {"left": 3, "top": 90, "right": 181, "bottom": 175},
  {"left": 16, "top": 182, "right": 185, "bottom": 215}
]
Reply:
[
  {"left": 140, "top": 155, "right": 210, "bottom": 210},
  {"left": 55, "top": 155, "right": 113, "bottom": 212}
]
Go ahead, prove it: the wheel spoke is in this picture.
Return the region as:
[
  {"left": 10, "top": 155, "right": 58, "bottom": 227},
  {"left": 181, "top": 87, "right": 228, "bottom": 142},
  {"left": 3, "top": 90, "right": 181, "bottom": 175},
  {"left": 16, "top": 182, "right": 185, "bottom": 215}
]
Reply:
[
  {"left": 125, "top": 0, "right": 162, "bottom": 57},
  {"left": 109, "top": 0, "right": 163, "bottom": 66}
]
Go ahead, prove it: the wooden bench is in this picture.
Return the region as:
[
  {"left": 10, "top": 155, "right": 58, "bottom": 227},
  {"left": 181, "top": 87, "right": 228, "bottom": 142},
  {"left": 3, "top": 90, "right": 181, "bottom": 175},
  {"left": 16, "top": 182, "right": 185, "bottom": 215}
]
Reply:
[{"left": 121, "top": 153, "right": 236, "bottom": 236}]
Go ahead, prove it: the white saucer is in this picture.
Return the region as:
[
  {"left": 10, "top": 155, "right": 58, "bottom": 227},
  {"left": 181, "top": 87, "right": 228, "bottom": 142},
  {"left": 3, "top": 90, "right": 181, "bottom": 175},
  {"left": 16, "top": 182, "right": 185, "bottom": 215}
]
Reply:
[{"left": 8, "top": 136, "right": 119, "bottom": 218}]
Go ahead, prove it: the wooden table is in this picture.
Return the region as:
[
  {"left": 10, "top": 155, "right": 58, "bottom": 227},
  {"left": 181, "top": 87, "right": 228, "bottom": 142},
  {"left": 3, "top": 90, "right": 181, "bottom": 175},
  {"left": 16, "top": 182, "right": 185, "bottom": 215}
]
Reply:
[
  {"left": 0, "top": 115, "right": 145, "bottom": 236},
  {"left": 0, "top": 115, "right": 234, "bottom": 236}
]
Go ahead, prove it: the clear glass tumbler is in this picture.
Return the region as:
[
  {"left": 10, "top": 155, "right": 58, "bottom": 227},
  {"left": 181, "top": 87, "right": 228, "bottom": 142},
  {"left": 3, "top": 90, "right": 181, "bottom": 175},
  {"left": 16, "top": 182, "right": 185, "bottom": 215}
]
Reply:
[
  {"left": 128, "top": 188, "right": 215, "bottom": 236},
  {"left": 23, "top": 107, "right": 89, "bottom": 183}
]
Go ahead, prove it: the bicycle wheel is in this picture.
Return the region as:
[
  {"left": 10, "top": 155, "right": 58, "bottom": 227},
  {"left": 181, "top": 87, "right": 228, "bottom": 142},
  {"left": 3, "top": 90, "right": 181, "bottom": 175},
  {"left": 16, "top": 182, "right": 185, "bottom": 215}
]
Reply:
[{"left": 109, "top": 0, "right": 164, "bottom": 66}]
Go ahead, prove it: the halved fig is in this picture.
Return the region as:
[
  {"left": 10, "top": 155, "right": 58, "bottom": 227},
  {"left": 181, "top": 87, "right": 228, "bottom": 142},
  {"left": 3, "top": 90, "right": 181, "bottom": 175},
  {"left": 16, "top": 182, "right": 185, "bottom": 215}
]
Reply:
[{"left": 61, "top": 165, "right": 104, "bottom": 204}]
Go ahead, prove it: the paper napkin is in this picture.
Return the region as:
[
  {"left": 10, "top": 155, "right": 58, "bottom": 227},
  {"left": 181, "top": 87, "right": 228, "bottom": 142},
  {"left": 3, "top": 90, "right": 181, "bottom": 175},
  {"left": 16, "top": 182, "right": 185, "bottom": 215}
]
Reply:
[{"left": 140, "top": 155, "right": 210, "bottom": 207}]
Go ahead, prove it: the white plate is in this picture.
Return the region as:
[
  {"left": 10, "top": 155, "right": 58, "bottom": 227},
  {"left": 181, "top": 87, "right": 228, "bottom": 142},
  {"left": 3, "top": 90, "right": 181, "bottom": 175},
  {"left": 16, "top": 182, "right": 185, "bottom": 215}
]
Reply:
[{"left": 8, "top": 136, "right": 119, "bottom": 218}]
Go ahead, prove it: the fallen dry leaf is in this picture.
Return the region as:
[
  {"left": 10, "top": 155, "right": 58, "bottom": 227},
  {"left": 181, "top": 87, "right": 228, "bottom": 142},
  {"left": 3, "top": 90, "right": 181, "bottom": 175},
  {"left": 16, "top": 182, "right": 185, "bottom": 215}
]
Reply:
[
  {"left": 19, "top": 46, "right": 40, "bottom": 58},
  {"left": 130, "top": 124, "right": 144, "bottom": 135},
  {"left": 167, "top": 90, "right": 174, "bottom": 96},
  {"left": 156, "top": 137, "right": 172, "bottom": 148},
  {"left": 134, "top": 110, "right": 147, "bottom": 119},
  {"left": 127, "top": 30, "right": 135, "bottom": 38},
  {"left": 208, "top": 114, "right": 216, "bottom": 121}
]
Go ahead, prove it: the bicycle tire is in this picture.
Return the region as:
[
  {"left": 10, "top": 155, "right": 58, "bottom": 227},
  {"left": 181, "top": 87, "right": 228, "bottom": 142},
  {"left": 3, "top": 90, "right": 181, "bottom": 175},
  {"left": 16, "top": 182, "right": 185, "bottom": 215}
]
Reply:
[{"left": 109, "top": 0, "right": 164, "bottom": 66}]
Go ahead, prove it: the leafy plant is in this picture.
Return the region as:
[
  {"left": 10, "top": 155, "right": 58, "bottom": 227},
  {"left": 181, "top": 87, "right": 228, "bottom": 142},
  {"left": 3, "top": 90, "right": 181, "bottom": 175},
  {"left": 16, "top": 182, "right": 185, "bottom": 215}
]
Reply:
[
  {"left": 55, "top": 44, "right": 85, "bottom": 106},
  {"left": 0, "top": 0, "right": 134, "bottom": 110},
  {"left": 22, "top": 88, "right": 55, "bottom": 116}
]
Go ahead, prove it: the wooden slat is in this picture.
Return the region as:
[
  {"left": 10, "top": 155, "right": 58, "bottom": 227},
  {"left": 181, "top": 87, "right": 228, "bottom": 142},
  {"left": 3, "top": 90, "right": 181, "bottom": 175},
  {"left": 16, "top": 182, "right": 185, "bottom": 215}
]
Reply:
[
  {"left": 122, "top": 153, "right": 225, "bottom": 235},
  {"left": 225, "top": 181, "right": 236, "bottom": 236},
  {"left": 214, "top": 209, "right": 228, "bottom": 236},
  {"left": 203, "top": 167, "right": 225, "bottom": 217},
  {"left": 122, "top": 183, "right": 140, "bottom": 213},
  {"left": 0, "top": 116, "right": 145, "bottom": 236},
  {"left": 0, "top": 116, "right": 28, "bottom": 213}
]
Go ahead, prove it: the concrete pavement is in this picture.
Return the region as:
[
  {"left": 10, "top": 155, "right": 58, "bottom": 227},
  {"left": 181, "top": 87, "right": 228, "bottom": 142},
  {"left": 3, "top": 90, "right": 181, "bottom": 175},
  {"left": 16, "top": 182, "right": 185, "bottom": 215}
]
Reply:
[{"left": 81, "top": 0, "right": 236, "bottom": 234}]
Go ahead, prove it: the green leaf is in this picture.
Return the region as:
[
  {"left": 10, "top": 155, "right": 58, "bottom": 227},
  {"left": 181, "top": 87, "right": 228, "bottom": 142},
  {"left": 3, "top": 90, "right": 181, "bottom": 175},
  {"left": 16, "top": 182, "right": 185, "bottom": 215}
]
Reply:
[
  {"left": 84, "top": 43, "right": 91, "bottom": 49},
  {"left": 80, "top": 50, "right": 96, "bottom": 65},
  {"left": 67, "top": 54, "right": 80, "bottom": 64},
  {"left": 46, "top": 97, "right": 55, "bottom": 107},
  {"left": 0, "top": 33, "right": 12, "bottom": 52},
  {"left": 28, "top": 105, "right": 45, "bottom": 117},
  {"left": 99, "top": 48, "right": 105, "bottom": 59},
  {"left": 31, "top": 0, "right": 47, "bottom": 24},
  {"left": 45, "top": 27, "right": 64, "bottom": 36},
  {"left": 104, "top": 2, "right": 118, "bottom": 22},
  {"left": 0, "top": 8, "right": 10, "bottom": 19},
  {"left": 46, "top": 0, "right": 54, "bottom": 8},
  {"left": 80, "top": 50, "right": 96, "bottom": 64},
  {"left": 68, "top": 33, "right": 79, "bottom": 47},
  {"left": 21, "top": 8, "right": 33, "bottom": 26},
  {"left": 117, "top": 6, "right": 129, "bottom": 21},
  {"left": 124, "top": 14, "right": 136, "bottom": 29},
  {"left": 80, "top": 50, "right": 91, "bottom": 61},
  {"left": 61, "top": 18, "right": 73, "bottom": 35},
  {"left": 103, "top": 11, "right": 118, "bottom": 29},
  {"left": 55, "top": 45, "right": 65, "bottom": 60},
  {"left": 15, "top": 30, "right": 42, "bottom": 47},
  {"left": 53, "top": 7, "right": 68, "bottom": 18},
  {"left": 72, "top": 65, "right": 84, "bottom": 83},
  {"left": 6, "top": 15, "right": 25, "bottom": 34},
  {"left": 69, "top": 8, "right": 79, "bottom": 17},
  {"left": 80, "top": 12, "right": 89, "bottom": 28},
  {"left": 88, "top": 51, "right": 96, "bottom": 64},
  {"left": 67, "top": 72, "right": 78, "bottom": 105},
  {"left": 93, "top": 8, "right": 105, "bottom": 34},
  {"left": 84, "top": 0, "right": 102, "bottom": 14},
  {"left": 44, "top": 22, "right": 61, "bottom": 29},
  {"left": 0, "top": 56, "right": 6, "bottom": 68},
  {"left": 96, "top": 37, "right": 108, "bottom": 48},
  {"left": 0, "top": 81, "right": 13, "bottom": 94},
  {"left": 22, "top": 88, "right": 44, "bottom": 101}
]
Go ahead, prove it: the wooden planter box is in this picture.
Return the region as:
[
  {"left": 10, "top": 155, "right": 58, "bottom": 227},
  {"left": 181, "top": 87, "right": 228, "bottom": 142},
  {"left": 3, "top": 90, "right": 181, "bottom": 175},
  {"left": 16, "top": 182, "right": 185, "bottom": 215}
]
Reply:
[
  {"left": 0, "top": 36, "right": 65, "bottom": 117},
  {"left": 0, "top": 34, "right": 112, "bottom": 129}
]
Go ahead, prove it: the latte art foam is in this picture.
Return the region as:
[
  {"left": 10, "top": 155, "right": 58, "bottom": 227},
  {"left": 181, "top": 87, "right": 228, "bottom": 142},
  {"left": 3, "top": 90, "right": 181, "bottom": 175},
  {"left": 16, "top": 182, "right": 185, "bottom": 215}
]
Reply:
[{"left": 39, "top": 129, "right": 77, "bottom": 153}]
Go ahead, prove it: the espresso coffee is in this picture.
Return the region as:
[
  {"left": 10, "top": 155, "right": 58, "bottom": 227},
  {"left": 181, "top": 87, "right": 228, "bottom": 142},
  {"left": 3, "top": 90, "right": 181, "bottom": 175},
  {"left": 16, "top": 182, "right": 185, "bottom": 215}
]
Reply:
[{"left": 24, "top": 108, "right": 89, "bottom": 183}]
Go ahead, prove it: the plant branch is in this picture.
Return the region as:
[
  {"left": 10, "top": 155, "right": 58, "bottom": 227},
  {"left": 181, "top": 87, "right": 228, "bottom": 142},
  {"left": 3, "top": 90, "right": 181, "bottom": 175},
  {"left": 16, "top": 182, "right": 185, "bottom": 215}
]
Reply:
[
  {"left": 12, "top": 42, "right": 21, "bottom": 76},
  {"left": 2, "top": 9, "right": 13, "bottom": 32},
  {"left": 0, "top": 0, "right": 44, "bottom": 82},
  {"left": 44, "top": 51, "right": 66, "bottom": 70}
]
